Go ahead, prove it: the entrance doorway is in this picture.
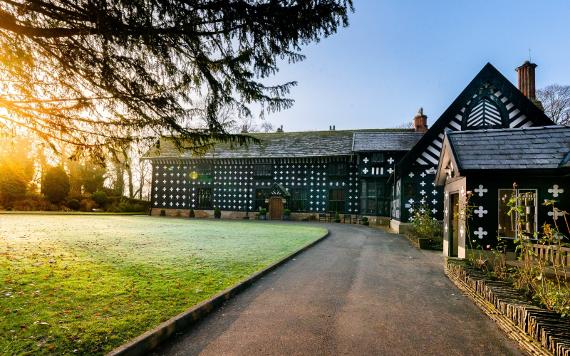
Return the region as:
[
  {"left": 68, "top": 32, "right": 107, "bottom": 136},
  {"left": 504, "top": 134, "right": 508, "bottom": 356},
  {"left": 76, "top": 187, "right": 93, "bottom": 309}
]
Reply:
[
  {"left": 268, "top": 197, "right": 284, "bottom": 220},
  {"left": 449, "top": 193, "right": 459, "bottom": 257}
]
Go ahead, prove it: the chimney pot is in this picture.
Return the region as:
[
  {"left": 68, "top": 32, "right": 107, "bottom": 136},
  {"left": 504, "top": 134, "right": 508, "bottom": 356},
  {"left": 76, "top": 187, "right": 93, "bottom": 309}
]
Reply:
[{"left": 413, "top": 108, "right": 428, "bottom": 133}]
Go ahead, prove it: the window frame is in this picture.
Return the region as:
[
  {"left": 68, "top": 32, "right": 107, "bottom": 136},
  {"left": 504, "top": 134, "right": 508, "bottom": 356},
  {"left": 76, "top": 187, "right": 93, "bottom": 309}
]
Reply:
[
  {"left": 254, "top": 164, "right": 273, "bottom": 178},
  {"left": 326, "top": 162, "right": 348, "bottom": 177},
  {"left": 288, "top": 188, "right": 307, "bottom": 212},
  {"left": 497, "top": 188, "right": 538, "bottom": 239},
  {"left": 196, "top": 187, "right": 213, "bottom": 209},
  {"left": 328, "top": 188, "right": 345, "bottom": 213}
]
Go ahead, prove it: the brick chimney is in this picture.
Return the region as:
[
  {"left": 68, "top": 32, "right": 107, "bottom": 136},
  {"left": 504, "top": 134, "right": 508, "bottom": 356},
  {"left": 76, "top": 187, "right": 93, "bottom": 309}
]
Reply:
[
  {"left": 413, "top": 108, "right": 428, "bottom": 133},
  {"left": 516, "top": 61, "right": 537, "bottom": 100}
]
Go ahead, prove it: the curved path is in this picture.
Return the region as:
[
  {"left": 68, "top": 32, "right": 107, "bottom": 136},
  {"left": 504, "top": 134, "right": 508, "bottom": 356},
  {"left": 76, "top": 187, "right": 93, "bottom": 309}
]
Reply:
[{"left": 154, "top": 223, "right": 521, "bottom": 356}]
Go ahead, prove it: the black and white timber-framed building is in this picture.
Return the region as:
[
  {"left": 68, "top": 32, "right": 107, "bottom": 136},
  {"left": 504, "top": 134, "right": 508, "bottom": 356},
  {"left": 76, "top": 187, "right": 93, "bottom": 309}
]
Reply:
[
  {"left": 145, "top": 128, "right": 422, "bottom": 222},
  {"left": 145, "top": 61, "right": 567, "bottom": 238},
  {"left": 435, "top": 126, "right": 570, "bottom": 258}
]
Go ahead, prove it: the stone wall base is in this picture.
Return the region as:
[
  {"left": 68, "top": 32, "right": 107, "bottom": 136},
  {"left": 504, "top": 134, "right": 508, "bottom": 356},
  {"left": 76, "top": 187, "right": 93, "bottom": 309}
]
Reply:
[
  {"left": 389, "top": 219, "right": 412, "bottom": 234},
  {"left": 150, "top": 208, "right": 390, "bottom": 225}
]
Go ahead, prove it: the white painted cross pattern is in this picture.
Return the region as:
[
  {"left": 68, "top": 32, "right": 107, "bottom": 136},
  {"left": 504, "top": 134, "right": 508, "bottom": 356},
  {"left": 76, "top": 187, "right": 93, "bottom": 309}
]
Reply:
[
  {"left": 548, "top": 185, "right": 564, "bottom": 197},
  {"left": 362, "top": 168, "right": 369, "bottom": 174},
  {"left": 387, "top": 157, "right": 394, "bottom": 164},
  {"left": 420, "top": 181, "right": 426, "bottom": 186},
  {"left": 548, "top": 208, "right": 567, "bottom": 221},
  {"left": 387, "top": 167, "right": 394, "bottom": 174},
  {"left": 408, "top": 172, "right": 415, "bottom": 178},
  {"left": 363, "top": 157, "right": 369, "bottom": 164},
  {"left": 474, "top": 206, "right": 488, "bottom": 218},
  {"left": 474, "top": 227, "right": 488, "bottom": 239},
  {"left": 474, "top": 185, "right": 488, "bottom": 197}
]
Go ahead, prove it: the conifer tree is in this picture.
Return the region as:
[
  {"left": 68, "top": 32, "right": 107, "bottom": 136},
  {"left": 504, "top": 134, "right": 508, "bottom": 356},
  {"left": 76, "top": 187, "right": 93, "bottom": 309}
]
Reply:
[{"left": 0, "top": 0, "right": 353, "bottom": 159}]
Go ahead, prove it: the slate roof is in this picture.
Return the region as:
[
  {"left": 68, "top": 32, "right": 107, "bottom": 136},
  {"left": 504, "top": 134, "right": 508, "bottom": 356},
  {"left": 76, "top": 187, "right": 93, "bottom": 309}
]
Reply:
[
  {"left": 352, "top": 131, "right": 423, "bottom": 152},
  {"left": 145, "top": 129, "right": 414, "bottom": 159},
  {"left": 447, "top": 126, "right": 570, "bottom": 170}
]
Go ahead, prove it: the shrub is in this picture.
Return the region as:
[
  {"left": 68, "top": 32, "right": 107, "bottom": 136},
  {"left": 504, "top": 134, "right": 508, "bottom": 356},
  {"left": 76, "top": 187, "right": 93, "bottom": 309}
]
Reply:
[
  {"left": 43, "top": 166, "right": 70, "bottom": 203},
  {"left": 406, "top": 205, "right": 443, "bottom": 249},
  {"left": 189, "top": 209, "right": 195, "bottom": 218},
  {"left": 91, "top": 190, "right": 108, "bottom": 206},
  {"left": 409, "top": 206, "right": 442, "bottom": 238},
  {"left": 66, "top": 198, "right": 81, "bottom": 211},
  {"left": 105, "top": 199, "right": 146, "bottom": 213},
  {"left": 214, "top": 207, "right": 221, "bottom": 218},
  {"left": 0, "top": 173, "right": 27, "bottom": 207},
  {"left": 259, "top": 207, "right": 267, "bottom": 216},
  {"left": 361, "top": 216, "right": 369, "bottom": 226},
  {"left": 334, "top": 212, "right": 340, "bottom": 223},
  {"left": 283, "top": 208, "right": 291, "bottom": 216},
  {"left": 79, "top": 198, "right": 97, "bottom": 212}
]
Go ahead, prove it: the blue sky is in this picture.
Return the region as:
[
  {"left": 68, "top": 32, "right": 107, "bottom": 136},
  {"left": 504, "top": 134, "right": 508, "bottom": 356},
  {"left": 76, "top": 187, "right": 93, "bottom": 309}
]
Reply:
[{"left": 263, "top": 0, "right": 570, "bottom": 131}]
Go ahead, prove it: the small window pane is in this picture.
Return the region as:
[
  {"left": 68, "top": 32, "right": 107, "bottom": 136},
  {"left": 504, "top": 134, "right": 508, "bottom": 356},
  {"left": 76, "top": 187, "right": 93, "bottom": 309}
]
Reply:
[
  {"left": 328, "top": 189, "right": 345, "bottom": 213},
  {"left": 196, "top": 188, "right": 212, "bottom": 209},
  {"left": 498, "top": 189, "right": 537, "bottom": 239}
]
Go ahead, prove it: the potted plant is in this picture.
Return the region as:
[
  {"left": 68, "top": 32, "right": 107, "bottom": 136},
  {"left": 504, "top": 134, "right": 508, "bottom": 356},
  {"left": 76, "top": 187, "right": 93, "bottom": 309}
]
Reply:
[
  {"left": 259, "top": 207, "right": 267, "bottom": 220},
  {"left": 361, "top": 216, "right": 369, "bottom": 226},
  {"left": 334, "top": 212, "right": 341, "bottom": 223},
  {"left": 189, "top": 208, "right": 195, "bottom": 218},
  {"left": 283, "top": 208, "right": 291, "bottom": 221},
  {"left": 214, "top": 207, "right": 221, "bottom": 219}
]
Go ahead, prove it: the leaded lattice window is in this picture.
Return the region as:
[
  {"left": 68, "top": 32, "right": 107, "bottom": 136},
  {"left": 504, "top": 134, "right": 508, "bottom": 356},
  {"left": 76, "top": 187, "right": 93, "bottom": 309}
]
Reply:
[
  {"left": 328, "top": 189, "right": 345, "bottom": 213},
  {"left": 196, "top": 188, "right": 213, "bottom": 209},
  {"left": 288, "top": 188, "right": 307, "bottom": 212},
  {"left": 254, "top": 164, "right": 273, "bottom": 177}
]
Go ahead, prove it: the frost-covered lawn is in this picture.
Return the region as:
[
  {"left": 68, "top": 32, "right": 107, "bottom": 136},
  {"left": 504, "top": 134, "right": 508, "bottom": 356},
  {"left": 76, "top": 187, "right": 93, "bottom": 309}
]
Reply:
[{"left": 0, "top": 215, "right": 326, "bottom": 355}]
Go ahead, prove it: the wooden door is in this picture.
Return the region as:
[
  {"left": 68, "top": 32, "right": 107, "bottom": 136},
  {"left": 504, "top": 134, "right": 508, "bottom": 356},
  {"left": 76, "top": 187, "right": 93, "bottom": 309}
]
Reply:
[
  {"left": 449, "top": 193, "right": 459, "bottom": 257},
  {"left": 268, "top": 197, "right": 284, "bottom": 220}
]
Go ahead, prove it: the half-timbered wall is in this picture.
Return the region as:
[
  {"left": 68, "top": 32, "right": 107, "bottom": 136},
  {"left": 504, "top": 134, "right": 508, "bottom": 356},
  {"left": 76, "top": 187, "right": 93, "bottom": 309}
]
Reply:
[
  {"left": 464, "top": 174, "right": 569, "bottom": 250},
  {"left": 356, "top": 151, "right": 406, "bottom": 216},
  {"left": 150, "top": 156, "right": 363, "bottom": 214},
  {"left": 399, "top": 80, "right": 545, "bottom": 223}
]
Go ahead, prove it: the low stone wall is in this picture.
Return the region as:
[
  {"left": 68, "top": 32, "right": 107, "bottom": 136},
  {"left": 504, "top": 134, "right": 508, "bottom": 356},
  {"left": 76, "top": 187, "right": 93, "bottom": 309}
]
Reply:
[
  {"left": 389, "top": 219, "right": 412, "bottom": 234},
  {"left": 445, "top": 259, "right": 570, "bottom": 356},
  {"left": 149, "top": 208, "right": 389, "bottom": 225},
  {"left": 150, "top": 208, "right": 247, "bottom": 219}
]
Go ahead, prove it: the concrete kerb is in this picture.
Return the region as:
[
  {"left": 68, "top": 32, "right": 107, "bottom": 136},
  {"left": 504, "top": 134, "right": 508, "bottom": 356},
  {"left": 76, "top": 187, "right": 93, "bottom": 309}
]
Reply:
[{"left": 107, "top": 229, "right": 331, "bottom": 356}]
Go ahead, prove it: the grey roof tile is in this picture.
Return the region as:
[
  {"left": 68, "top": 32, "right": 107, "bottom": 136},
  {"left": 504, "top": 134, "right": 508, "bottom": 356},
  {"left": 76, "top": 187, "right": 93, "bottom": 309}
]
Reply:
[
  {"left": 145, "top": 129, "right": 415, "bottom": 159},
  {"left": 448, "top": 126, "right": 570, "bottom": 170},
  {"left": 352, "top": 131, "right": 423, "bottom": 151}
]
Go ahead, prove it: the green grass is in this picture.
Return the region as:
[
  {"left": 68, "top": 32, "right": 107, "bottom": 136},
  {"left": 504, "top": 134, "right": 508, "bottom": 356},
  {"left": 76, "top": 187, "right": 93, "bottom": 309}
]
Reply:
[{"left": 0, "top": 215, "right": 326, "bottom": 355}]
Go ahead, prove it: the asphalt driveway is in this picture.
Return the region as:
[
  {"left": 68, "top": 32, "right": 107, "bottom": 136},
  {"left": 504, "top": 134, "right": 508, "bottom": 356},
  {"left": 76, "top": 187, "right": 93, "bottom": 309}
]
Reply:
[{"left": 154, "top": 223, "right": 521, "bottom": 356}]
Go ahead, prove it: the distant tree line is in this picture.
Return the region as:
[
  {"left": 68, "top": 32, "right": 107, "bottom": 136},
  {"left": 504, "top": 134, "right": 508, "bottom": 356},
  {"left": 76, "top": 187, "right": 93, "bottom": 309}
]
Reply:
[
  {"left": 537, "top": 84, "right": 570, "bottom": 126},
  {"left": 0, "top": 137, "right": 150, "bottom": 212}
]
